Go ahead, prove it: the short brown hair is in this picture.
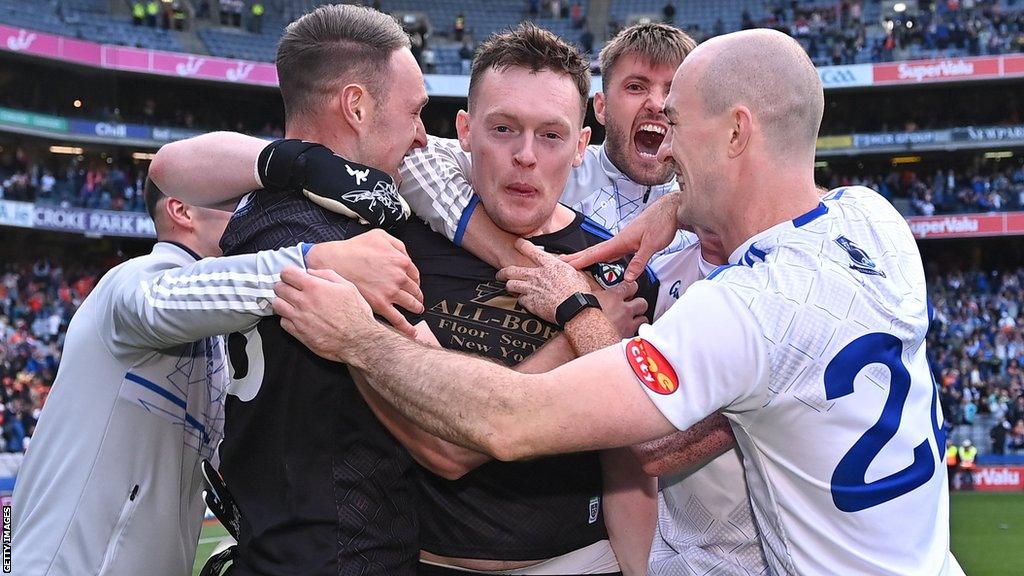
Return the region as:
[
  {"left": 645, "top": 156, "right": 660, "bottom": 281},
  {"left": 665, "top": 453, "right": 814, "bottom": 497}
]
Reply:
[
  {"left": 276, "top": 4, "right": 410, "bottom": 124},
  {"left": 144, "top": 177, "right": 166, "bottom": 224},
  {"left": 469, "top": 22, "right": 590, "bottom": 123},
  {"left": 599, "top": 23, "right": 697, "bottom": 91}
]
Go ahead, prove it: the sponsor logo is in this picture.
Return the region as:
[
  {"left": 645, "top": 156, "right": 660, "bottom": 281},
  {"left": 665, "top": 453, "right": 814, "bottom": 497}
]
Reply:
[
  {"left": 897, "top": 59, "right": 975, "bottom": 82},
  {"left": 835, "top": 236, "right": 885, "bottom": 277},
  {"left": 6, "top": 29, "right": 36, "bottom": 51},
  {"left": 95, "top": 122, "right": 128, "bottom": 138},
  {"left": 972, "top": 467, "right": 1023, "bottom": 488},
  {"left": 909, "top": 216, "right": 981, "bottom": 238},
  {"left": 474, "top": 281, "right": 525, "bottom": 312},
  {"left": 592, "top": 262, "right": 624, "bottom": 289},
  {"left": 669, "top": 280, "right": 681, "bottom": 300},
  {"left": 625, "top": 337, "right": 678, "bottom": 395},
  {"left": 345, "top": 163, "right": 370, "bottom": 186},
  {"left": 175, "top": 55, "right": 205, "bottom": 77},
  {"left": 588, "top": 496, "right": 600, "bottom": 524},
  {"left": 226, "top": 61, "right": 254, "bottom": 82}
]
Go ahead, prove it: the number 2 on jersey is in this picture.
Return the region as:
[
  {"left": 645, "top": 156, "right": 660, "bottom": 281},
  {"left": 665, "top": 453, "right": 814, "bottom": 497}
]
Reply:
[{"left": 823, "top": 332, "right": 939, "bottom": 513}]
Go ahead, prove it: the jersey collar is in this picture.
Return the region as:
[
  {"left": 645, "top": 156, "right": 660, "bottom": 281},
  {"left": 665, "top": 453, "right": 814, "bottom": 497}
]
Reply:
[
  {"left": 157, "top": 241, "right": 202, "bottom": 261},
  {"left": 727, "top": 201, "right": 829, "bottom": 266}
]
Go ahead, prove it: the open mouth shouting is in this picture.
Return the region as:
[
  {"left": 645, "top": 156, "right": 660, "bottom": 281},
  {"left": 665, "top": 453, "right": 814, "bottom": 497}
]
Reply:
[{"left": 633, "top": 122, "right": 667, "bottom": 159}]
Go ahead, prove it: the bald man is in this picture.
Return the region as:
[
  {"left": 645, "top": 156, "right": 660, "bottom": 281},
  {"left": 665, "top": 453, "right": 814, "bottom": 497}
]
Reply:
[{"left": 271, "top": 30, "right": 963, "bottom": 575}]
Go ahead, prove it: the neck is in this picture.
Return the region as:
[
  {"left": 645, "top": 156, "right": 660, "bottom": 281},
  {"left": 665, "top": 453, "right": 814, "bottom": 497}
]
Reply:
[
  {"left": 157, "top": 232, "right": 202, "bottom": 258},
  {"left": 717, "top": 164, "right": 821, "bottom": 258},
  {"left": 525, "top": 204, "right": 577, "bottom": 238},
  {"left": 286, "top": 121, "right": 359, "bottom": 160}
]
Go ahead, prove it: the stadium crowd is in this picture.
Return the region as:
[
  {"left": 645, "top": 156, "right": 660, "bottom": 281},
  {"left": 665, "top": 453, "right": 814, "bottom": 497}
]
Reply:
[
  {"left": 819, "top": 164, "right": 1024, "bottom": 215},
  {"left": 0, "top": 257, "right": 107, "bottom": 454},
  {"left": 0, "top": 149, "right": 148, "bottom": 212},
  {"left": 929, "top": 267, "right": 1024, "bottom": 454}
]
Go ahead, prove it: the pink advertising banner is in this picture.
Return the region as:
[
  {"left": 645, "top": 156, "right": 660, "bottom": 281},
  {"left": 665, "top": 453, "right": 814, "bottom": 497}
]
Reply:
[{"left": 0, "top": 23, "right": 278, "bottom": 86}]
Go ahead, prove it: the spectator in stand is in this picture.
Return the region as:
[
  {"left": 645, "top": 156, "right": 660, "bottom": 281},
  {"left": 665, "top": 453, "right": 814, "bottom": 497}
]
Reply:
[
  {"left": 459, "top": 40, "right": 475, "bottom": 75},
  {"left": 453, "top": 12, "right": 466, "bottom": 42},
  {"left": 571, "top": 1, "right": 584, "bottom": 29},
  {"left": 580, "top": 26, "right": 594, "bottom": 54},
  {"left": 663, "top": 2, "right": 676, "bottom": 25},
  {"left": 132, "top": 1, "right": 145, "bottom": 26},
  {"left": 251, "top": 1, "right": 264, "bottom": 34},
  {"left": 146, "top": 0, "right": 158, "bottom": 27}
]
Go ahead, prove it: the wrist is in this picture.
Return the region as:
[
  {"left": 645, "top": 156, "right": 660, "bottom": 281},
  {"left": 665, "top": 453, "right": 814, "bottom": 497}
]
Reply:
[{"left": 555, "top": 291, "right": 601, "bottom": 329}]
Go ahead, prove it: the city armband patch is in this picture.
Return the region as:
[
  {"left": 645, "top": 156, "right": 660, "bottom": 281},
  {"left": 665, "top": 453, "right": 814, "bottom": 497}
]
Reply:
[{"left": 624, "top": 337, "right": 679, "bottom": 395}]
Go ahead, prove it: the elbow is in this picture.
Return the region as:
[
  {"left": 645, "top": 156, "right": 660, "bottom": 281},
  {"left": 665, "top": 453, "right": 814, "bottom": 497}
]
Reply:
[
  {"left": 481, "top": 421, "right": 538, "bottom": 463},
  {"left": 148, "top": 142, "right": 178, "bottom": 190}
]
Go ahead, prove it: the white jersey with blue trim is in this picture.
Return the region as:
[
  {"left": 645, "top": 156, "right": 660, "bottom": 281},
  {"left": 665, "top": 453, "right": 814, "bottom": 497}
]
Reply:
[
  {"left": 627, "top": 187, "right": 962, "bottom": 575},
  {"left": 12, "top": 242, "right": 307, "bottom": 576},
  {"left": 399, "top": 136, "right": 697, "bottom": 254},
  {"left": 648, "top": 243, "right": 769, "bottom": 576}
]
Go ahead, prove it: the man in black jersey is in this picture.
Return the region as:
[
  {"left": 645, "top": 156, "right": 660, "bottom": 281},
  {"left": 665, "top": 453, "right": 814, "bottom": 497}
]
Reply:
[
  {"left": 208, "top": 5, "right": 429, "bottom": 576},
  {"left": 352, "top": 25, "right": 659, "bottom": 576}
]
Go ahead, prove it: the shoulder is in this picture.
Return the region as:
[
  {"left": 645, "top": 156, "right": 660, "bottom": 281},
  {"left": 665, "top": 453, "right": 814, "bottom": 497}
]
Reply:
[{"left": 221, "top": 191, "right": 368, "bottom": 254}]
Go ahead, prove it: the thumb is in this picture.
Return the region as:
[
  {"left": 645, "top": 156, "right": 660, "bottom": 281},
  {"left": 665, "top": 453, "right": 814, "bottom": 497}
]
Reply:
[
  {"left": 613, "top": 280, "right": 639, "bottom": 299},
  {"left": 514, "top": 238, "right": 554, "bottom": 266},
  {"left": 624, "top": 245, "right": 657, "bottom": 283}
]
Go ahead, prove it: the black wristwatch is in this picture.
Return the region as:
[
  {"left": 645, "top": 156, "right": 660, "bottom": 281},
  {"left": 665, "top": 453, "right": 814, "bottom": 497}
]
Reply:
[{"left": 555, "top": 292, "right": 602, "bottom": 329}]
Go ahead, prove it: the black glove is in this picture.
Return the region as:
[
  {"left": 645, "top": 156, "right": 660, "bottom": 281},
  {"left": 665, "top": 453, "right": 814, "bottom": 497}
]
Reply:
[{"left": 256, "top": 139, "right": 410, "bottom": 229}]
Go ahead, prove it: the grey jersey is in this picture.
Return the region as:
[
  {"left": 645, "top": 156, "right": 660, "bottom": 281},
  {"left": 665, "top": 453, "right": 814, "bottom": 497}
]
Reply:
[
  {"left": 399, "top": 136, "right": 696, "bottom": 254},
  {"left": 12, "top": 241, "right": 305, "bottom": 576}
]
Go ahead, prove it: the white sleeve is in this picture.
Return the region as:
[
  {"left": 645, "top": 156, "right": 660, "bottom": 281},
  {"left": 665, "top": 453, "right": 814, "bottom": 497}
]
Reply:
[
  {"left": 398, "top": 136, "right": 476, "bottom": 243},
  {"left": 101, "top": 244, "right": 307, "bottom": 354},
  {"left": 622, "top": 280, "right": 768, "bottom": 431}
]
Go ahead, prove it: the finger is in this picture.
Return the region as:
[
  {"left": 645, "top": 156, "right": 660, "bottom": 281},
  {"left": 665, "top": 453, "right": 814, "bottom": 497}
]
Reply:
[
  {"left": 504, "top": 279, "right": 532, "bottom": 295},
  {"left": 390, "top": 290, "right": 425, "bottom": 315},
  {"left": 377, "top": 306, "right": 417, "bottom": 338},
  {"left": 274, "top": 281, "right": 304, "bottom": 307},
  {"left": 280, "top": 266, "right": 311, "bottom": 289},
  {"left": 307, "top": 268, "right": 345, "bottom": 283},
  {"left": 405, "top": 259, "right": 421, "bottom": 285},
  {"left": 280, "top": 317, "right": 299, "bottom": 337},
  {"left": 514, "top": 238, "right": 556, "bottom": 266},
  {"left": 624, "top": 246, "right": 656, "bottom": 283},
  {"left": 496, "top": 265, "right": 532, "bottom": 282},
  {"left": 272, "top": 295, "right": 298, "bottom": 319},
  {"left": 613, "top": 280, "right": 639, "bottom": 299},
  {"left": 401, "top": 278, "right": 424, "bottom": 309},
  {"left": 628, "top": 297, "right": 649, "bottom": 317},
  {"left": 564, "top": 237, "right": 630, "bottom": 270}
]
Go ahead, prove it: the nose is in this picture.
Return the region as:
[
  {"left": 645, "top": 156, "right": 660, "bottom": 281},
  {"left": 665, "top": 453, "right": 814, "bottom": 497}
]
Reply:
[
  {"left": 656, "top": 127, "right": 673, "bottom": 165},
  {"left": 410, "top": 117, "right": 427, "bottom": 151},
  {"left": 513, "top": 135, "right": 537, "bottom": 168},
  {"left": 645, "top": 89, "right": 668, "bottom": 116}
]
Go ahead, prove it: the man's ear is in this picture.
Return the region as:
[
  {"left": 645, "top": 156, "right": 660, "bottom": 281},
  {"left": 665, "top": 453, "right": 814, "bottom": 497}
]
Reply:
[
  {"left": 573, "top": 126, "right": 592, "bottom": 168},
  {"left": 593, "top": 91, "right": 608, "bottom": 127},
  {"left": 164, "top": 197, "right": 192, "bottom": 231},
  {"left": 455, "top": 110, "right": 472, "bottom": 153},
  {"left": 727, "top": 105, "right": 753, "bottom": 159},
  {"left": 340, "top": 83, "right": 371, "bottom": 135}
]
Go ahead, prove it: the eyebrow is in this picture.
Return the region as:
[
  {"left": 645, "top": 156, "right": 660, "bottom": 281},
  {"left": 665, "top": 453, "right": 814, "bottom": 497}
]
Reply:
[
  {"left": 621, "top": 74, "right": 652, "bottom": 85},
  {"left": 484, "top": 111, "right": 571, "bottom": 131}
]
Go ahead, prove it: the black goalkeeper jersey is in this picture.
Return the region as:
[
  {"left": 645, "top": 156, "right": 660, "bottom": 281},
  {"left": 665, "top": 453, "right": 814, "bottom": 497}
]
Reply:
[
  {"left": 217, "top": 191, "right": 418, "bottom": 576},
  {"left": 396, "top": 208, "right": 659, "bottom": 561}
]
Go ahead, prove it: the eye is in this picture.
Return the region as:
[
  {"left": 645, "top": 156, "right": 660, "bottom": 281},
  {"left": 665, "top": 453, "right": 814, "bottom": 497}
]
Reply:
[
  {"left": 495, "top": 125, "right": 512, "bottom": 133},
  {"left": 542, "top": 132, "right": 562, "bottom": 140},
  {"left": 626, "top": 83, "right": 644, "bottom": 92}
]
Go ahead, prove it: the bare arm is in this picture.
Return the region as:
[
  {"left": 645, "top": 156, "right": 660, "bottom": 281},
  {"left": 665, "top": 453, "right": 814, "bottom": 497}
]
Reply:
[
  {"left": 149, "top": 131, "right": 265, "bottom": 207},
  {"left": 600, "top": 448, "right": 657, "bottom": 576},
  {"left": 273, "top": 269, "right": 675, "bottom": 460},
  {"left": 631, "top": 413, "right": 737, "bottom": 478}
]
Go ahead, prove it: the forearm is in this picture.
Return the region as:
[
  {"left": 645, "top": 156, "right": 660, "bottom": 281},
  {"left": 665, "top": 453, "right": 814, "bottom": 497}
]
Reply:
[
  {"left": 352, "top": 369, "right": 489, "bottom": 480},
  {"left": 630, "top": 413, "right": 736, "bottom": 478},
  {"left": 114, "top": 244, "right": 305, "bottom": 349},
  {"left": 515, "top": 335, "right": 575, "bottom": 374},
  {"left": 563, "top": 308, "right": 622, "bottom": 357},
  {"left": 601, "top": 448, "right": 657, "bottom": 576},
  {"left": 149, "top": 131, "right": 265, "bottom": 207}
]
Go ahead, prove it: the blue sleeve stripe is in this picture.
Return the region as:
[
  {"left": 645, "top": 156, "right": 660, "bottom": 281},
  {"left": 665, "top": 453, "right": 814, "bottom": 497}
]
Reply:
[
  {"left": 300, "top": 243, "right": 313, "bottom": 267},
  {"left": 453, "top": 195, "right": 480, "bottom": 247},
  {"left": 793, "top": 202, "right": 829, "bottom": 228},
  {"left": 706, "top": 263, "right": 740, "bottom": 281},
  {"left": 580, "top": 217, "right": 613, "bottom": 240}
]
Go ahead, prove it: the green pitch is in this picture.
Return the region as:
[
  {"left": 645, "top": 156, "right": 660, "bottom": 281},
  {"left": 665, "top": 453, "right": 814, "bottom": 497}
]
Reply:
[
  {"left": 950, "top": 492, "right": 1024, "bottom": 575},
  {"left": 193, "top": 492, "right": 1024, "bottom": 575}
]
